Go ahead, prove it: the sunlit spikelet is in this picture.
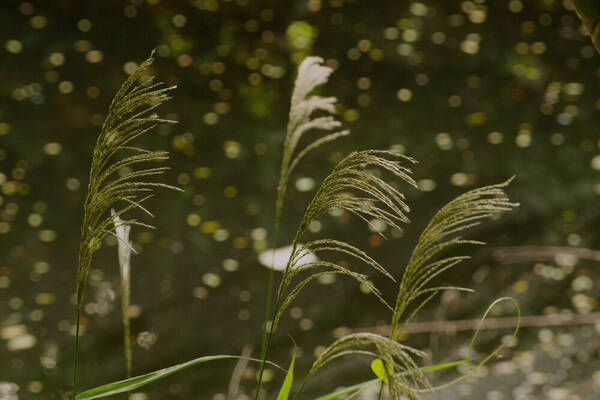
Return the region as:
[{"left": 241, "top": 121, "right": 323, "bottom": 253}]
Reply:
[
  {"left": 279, "top": 57, "right": 349, "bottom": 197},
  {"left": 77, "top": 52, "right": 178, "bottom": 306},
  {"left": 272, "top": 150, "right": 418, "bottom": 327},
  {"left": 390, "top": 178, "right": 518, "bottom": 338},
  {"left": 297, "top": 150, "right": 417, "bottom": 238}
]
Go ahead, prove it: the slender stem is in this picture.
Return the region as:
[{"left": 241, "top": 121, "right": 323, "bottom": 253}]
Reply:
[
  {"left": 375, "top": 343, "right": 385, "bottom": 399},
  {"left": 255, "top": 279, "right": 274, "bottom": 398},
  {"left": 377, "top": 382, "right": 384, "bottom": 400},
  {"left": 227, "top": 345, "right": 253, "bottom": 400},
  {"left": 255, "top": 230, "right": 277, "bottom": 399},
  {"left": 257, "top": 240, "right": 299, "bottom": 400},
  {"left": 255, "top": 187, "right": 285, "bottom": 400},
  {"left": 122, "top": 287, "right": 132, "bottom": 377},
  {"left": 72, "top": 304, "right": 81, "bottom": 399},
  {"left": 291, "top": 375, "right": 308, "bottom": 400},
  {"left": 120, "top": 273, "right": 132, "bottom": 400}
]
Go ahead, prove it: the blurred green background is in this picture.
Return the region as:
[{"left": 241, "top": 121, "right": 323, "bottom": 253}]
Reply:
[{"left": 1, "top": 0, "right": 600, "bottom": 399}]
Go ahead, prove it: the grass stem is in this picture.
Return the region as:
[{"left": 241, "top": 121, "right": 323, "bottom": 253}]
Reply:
[
  {"left": 120, "top": 274, "right": 132, "bottom": 399},
  {"left": 73, "top": 304, "right": 81, "bottom": 399},
  {"left": 255, "top": 191, "right": 284, "bottom": 400}
]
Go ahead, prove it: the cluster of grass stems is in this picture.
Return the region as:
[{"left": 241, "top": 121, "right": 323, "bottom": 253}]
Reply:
[
  {"left": 68, "top": 2, "right": 600, "bottom": 396},
  {"left": 42, "top": 2, "right": 596, "bottom": 398},
  {"left": 66, "top": 51, "right": 523, "bottom": 400}
]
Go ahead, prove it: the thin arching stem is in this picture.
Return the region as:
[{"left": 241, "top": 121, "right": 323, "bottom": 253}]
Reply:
[{"left": 291, "top": 376, "right": 308, "bottom": 400}]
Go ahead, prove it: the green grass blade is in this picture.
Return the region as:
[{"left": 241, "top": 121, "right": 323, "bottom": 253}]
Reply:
[
  {"left": 76, "top": 355, "right": 261, "bottom": 400},
  {"left": 276, "top": 353, "right": 296, "bottom": 400},
  {"left": 314, "top": 360, "right": 464, "bottom": 400}
]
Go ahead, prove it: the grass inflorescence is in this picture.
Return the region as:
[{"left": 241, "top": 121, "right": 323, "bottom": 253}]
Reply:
[
  {"left": 73, "top": 51, "right": 179, "bottom": 397},
  {"left": 70, "top": 52, "right": 520, "bottom": 400}
]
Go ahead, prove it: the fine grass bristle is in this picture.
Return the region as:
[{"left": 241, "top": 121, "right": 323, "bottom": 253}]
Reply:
[{"left": 67, "top": 50, "right": 522, "bottom": 400}]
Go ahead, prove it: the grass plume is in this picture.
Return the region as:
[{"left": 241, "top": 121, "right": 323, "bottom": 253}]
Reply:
[
  {"left": 274, "top": 150, "right": 418, "bottom": 326},
  {"left": 73, "top": 51, "right": 178, "bottom": 397},
  {"left": 390, "top": 178, "right": 518, "bottom": 339},
  {"left": 65, "top": 51, "right": 522, "bottom": 400},
  {"left": 279, "top": 56, "right": 349, "bottom": 203},
  {"left": 300, "top": 179, "right": 518, "bottom": 399},
  {"left": 258, "top": 147, "right": 418, "bottom": 399},
  {"left": 256, "top": 56, "right": 349, "bottom": 399}
]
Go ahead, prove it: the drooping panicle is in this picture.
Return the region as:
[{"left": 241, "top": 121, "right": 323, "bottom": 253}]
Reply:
[
  {"left": 391, "top": 178, "right": 518, "bottom": 338},
  {"left": 302, "top": 179, "right": 518, "bottom": 400},
  {"left": 296, "top": 150, "right": 418, "bottom": 239},
  {"left": 271, "top": 150, "right": 418, "bottom": 328}
]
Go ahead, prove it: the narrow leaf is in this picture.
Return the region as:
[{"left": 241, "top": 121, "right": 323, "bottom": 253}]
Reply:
[
  {"left": 75, "top": 355, "right": 273, "bottom": 400},
  {"left": 276, "top": 353, "right": 296, "bottom": 400}
]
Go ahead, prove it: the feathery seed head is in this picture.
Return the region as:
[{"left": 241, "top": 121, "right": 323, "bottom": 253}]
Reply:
[
  {"left": 278, "top": 57, "right": 348, "bottom": 205},
  {"left": 271, "top": 151, "right": 417, "bottom": 329},
  {"left": 391, "top": 178, "right": 518, "bottom": 338},
  {"left": 297, "top": 150, "right": 417, "bottom": 239},
  {"left": 76, "top": 52, "right": 178, "bottom": 306}
]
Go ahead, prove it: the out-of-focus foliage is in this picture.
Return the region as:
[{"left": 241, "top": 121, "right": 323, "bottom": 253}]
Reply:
[{"left": 1, "top": 1, "right": 600, "bottom": 399}]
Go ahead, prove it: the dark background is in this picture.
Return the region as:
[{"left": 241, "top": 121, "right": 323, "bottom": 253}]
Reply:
[{"left": 1, "top": 0, "right": 600, "bottom": 399}]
